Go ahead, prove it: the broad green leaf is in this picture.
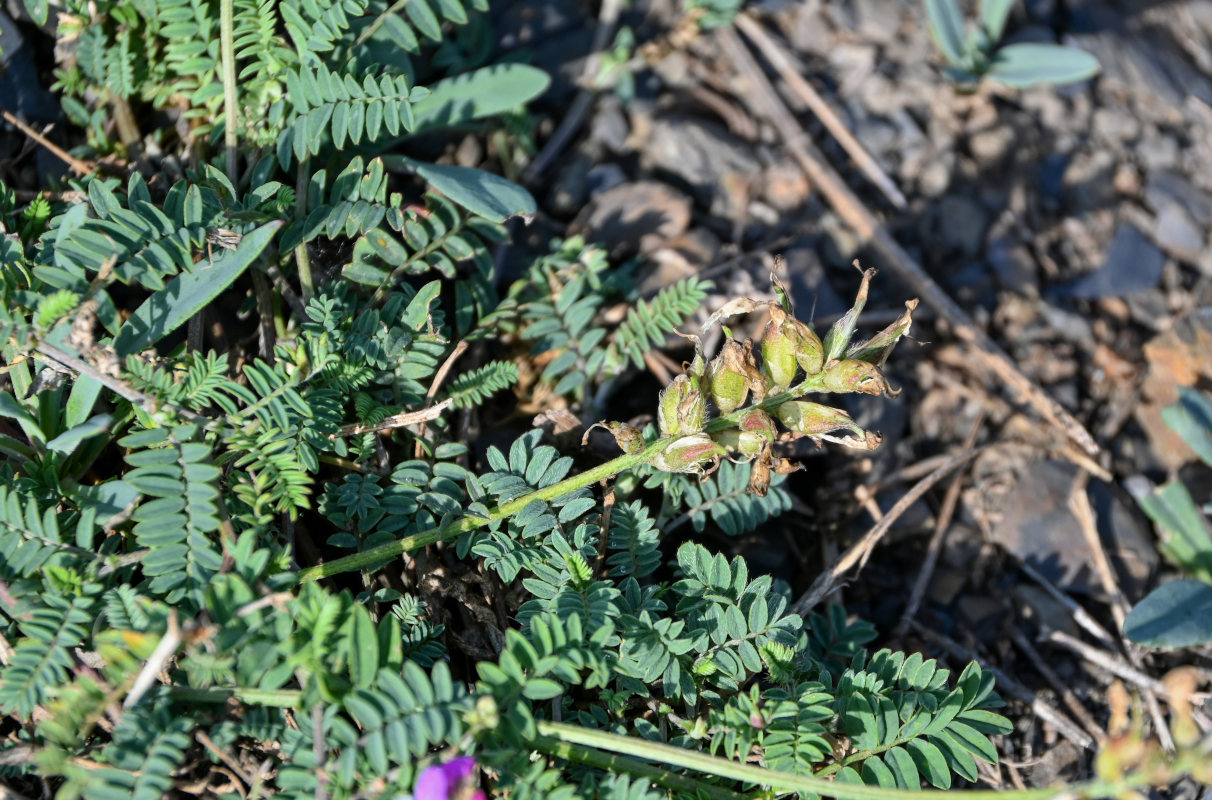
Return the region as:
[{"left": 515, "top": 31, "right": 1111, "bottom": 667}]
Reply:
[
  {"left": 22, "top": 0, "right": 49, "bottom": 25},
  {"left": 404, "top": 281, "right": 442, "bottom": 330},
  {"left": 411, "top": 64, "right": 551, "bottom": 132},
  {"left": 931, "top": 730, "right": 978, "bottom": 782},
  {"left": 1140, "top": 481, "right": 1212, "bottom": 583},
  {"left": 924, "top": 0, "right": 967, "bottom": 66},
  {"left": 844, "top": 694, "right": 879, "bottom": 751},
  {"left": 1161, "top": 387, "right": 1212, "bottom": 468},
  {"left": 387, "top": 157, "right": 536, "bottom": 222},
  {"left": 883, "top": 745, "right": 920, "bottom": 789},
  {"left": 348, "top": 605, "right": 379, "bottom": 688},
  {"left": 46, "top": 413, "right": 112, "bottom": 456},
  {"left": 862, "top": 756, "right": 896, "bottom": 788},
  {"left": 1124, "top": 580, "right": 1212, "bottom": 648},
  {"left": 986, "top": 43, "right": 1100, "bottom": 88},
  {"left": 907, "top": 739, "right": 952, "bottom": 789},
  {"left": 0, "top": 392, "right": 45, "bottom": 445},
  {"left": 113, "top": 221, "right": 282, "bottom": 357},
  {"left": 65, "top": 374, "right": 104, "bottom": 429},
  {"left": 978, "top": 0, "right": 1015, "bottom": 44}
]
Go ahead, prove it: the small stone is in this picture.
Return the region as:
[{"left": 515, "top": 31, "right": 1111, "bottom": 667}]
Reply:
[
  {"left": 1146, "top": 170, "right": 1212, "bottom": 227},
  {"left": 571, "top": 181, "right": 692, "bottom": 259},
  {"left": 1154, "top": 201, "right": 1205, "bottom": 262},
  {"left": 589, "top": 98, "right": 630, "bottom": 154},
  {"left": 760, "top": 160, "right": 811, "bottom": 211},
  {"left": 642, "top": 116, "right": 762, "bottom": 218},
  {"left": 1113, "top": 163, "right": 1142, "bottom": 196},
  {"left": 917, "top": 154, "right": 953, "bottom": 197},
  {"left": 1052, "top": 223, "right": 1165, "bottom": 300},
  {"left": 1092, "top": 106, "right": 1140, "bottom": 144},
  {"left": 547, "top": 150, "right": 594, "bottom": 215},
  {"left": 1139, "top": 128, "right": 1181, "bottom": 172},
  {"left": 852, "top": 0, "right": 903, "bottom": 44},
  {"left": 933, "top": 195, "right": 989, "bottom": 258},
  {"left": 986, "top": 235, "right": 1038, "bottom": 296},
  {"left": 968, "top": 125, "right": 1014, "bottom": 168}
]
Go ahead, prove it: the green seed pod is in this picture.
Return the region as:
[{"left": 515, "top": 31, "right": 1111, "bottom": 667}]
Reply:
[
  {"left": 760, "top": 307, "right": 800, "bottom": 390},
  {"left": 776, "top": 401, "right": 861, "bottom": 436},
  {"left": 819, "top": 359, "right": 889, "bottom": 395},
  {"left": 790, "top": 318, "right": 825, "bottom": 376},
  {"left": 714, "top": 409, "right": 777, "bottom": 458},
  {"left": 651, "top": 433, "right": 726, "bottom": 474},
  {"left": 707, "top": 339, "right": 763, "bottom": 413},
  {"left": 657, "top": 374, "right": 706, "bottom": 436}
]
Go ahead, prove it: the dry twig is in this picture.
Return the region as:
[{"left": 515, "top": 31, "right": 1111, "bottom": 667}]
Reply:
[
  {"left": 415, "top": 341, "right": 469, "bottom": 457},
  {"left": 1, "top": 109, "right": 97, "bottom": 176},
  {"left": 792, "top": 446, "right": 985, "bottom": 615},
  {"left": 897, "top": 414, "right": 985, "bottom": 633},
  {"left": 734, "top": 14, "right": 907, "bottom": 210}
]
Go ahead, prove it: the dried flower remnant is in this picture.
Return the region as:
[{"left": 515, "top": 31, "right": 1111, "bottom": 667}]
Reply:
[{"left": 414, "top": 756, "right": 485, "bottom": 800}]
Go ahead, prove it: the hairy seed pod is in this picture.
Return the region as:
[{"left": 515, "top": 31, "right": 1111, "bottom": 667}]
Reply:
[
  {"left": 584, "top": 421, "right": 645, "bottom": 454},
  {"left": 714, "top": 409, "right": 776, "bottom": 458},
  {"left": 760, "top": 307, "right": 801, "bottom": 390},
  {"left": 706, "top": 340, "right": 750, "bottom": 413},
  {"left": 819, "top": 359, "right": 888, "bottom": 395},
  {"left": 790, "top": 318, "right": 825, "bottom": 375},
  {"left": 651, "top": 434, "right": 726, "bottom": 473},
  {"left": 776, "top": 401, "right": 861, "bottom": 436},
  {"left": 657, "top": 374, "right": 706, "bottom": 436}
]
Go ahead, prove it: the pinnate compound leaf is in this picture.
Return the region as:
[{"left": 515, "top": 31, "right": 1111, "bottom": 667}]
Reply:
[{"left": 1124, "top": 579, "right": 1212, "bottom": 648}]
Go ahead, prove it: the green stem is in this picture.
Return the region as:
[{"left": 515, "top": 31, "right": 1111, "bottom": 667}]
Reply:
[
  {"left": 295, "top": 159, "right": 314, "bottom": 304},
  {"left": 296, "top": 437, "right": 667, "bottom": 583},
  {"left": 296, "top": 380, "right": 822, "bottom": 584},
  {"left": 171, "top": 686, "right": 301, "bottom": 707},
  {"left": 536, "top": 721, "right": 1127, "bottom": 800},
  {"left": 219, "top": 0, "right": 238, "bottom": 184},
  {"left": 534, "top": 736, "right": 746, "bottom": 800}
]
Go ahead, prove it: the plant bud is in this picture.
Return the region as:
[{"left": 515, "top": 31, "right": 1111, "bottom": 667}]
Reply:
[
  {"left": 658, "top": 374, "right": 706, "bottom": 436},
  {"left": 651, "top": 434, "right": 726, "bottom": 474},
  {"left": 776, "top": 401, "right": 862, "bottom": 437},
  {"left": 819, "top": 359, "right": 889, "bottom": 396},
  {"left": 760, "top": 307, "right": 800, "bottom": 390}
]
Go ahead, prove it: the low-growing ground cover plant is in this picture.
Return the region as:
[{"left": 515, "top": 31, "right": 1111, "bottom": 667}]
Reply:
[{"left": 0, "top": 1, "right": 1206, "bottom": 799}]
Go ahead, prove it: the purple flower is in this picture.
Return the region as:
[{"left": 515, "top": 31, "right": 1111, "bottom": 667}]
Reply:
[{"left": 414, "top": 756, "right": 484, "bottom": 800}]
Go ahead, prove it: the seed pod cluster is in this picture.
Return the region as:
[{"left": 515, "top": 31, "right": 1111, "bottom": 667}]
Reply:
[{"left": 595, "top": 269, "right": 917, "bottom": 485}]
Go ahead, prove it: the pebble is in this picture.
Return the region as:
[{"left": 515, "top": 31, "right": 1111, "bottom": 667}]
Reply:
[
  {"left": 571, "top": 180, "right": 692, "bottom": 258},
  {"left": 934, "top": 195, "right": 989, "bottom": 258},
  {"left": 1154, "top": 201, "right": 1205, "bottom": 262},
  {"left": 969, "top": 125, "right": 1015, "bottom": 168},
  {"left": 642, "top": 116, "right": 762, "bottom": 218},
  {"left": 1052, "top": 223, "right": 1165, "bottom": 299}
]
